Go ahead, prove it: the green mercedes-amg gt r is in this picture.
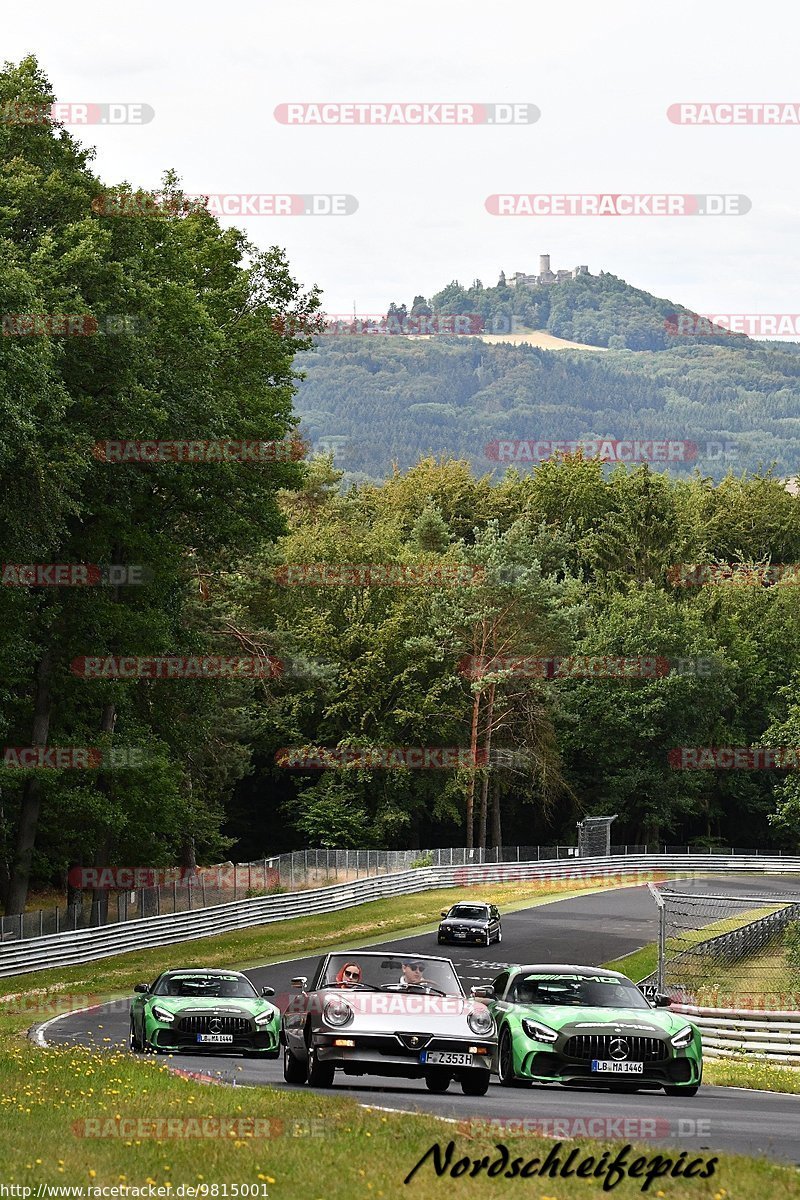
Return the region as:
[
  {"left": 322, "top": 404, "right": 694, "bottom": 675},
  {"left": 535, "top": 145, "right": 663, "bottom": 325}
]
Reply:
[
  {"left": 129, "top": 968, "right": 281, "bottom": 1057},
  {"left": 476, "top": 964, "right": 702, "bottom": 1095}
]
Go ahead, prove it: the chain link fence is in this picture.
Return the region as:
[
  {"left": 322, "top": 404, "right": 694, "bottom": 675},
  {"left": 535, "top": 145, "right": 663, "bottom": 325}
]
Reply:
[
  {"left": 0, "top": 842, "right": 782, "bottom": 944},
  {"left": 644, "top": 885, "right": 800, "bottom": 1010}
]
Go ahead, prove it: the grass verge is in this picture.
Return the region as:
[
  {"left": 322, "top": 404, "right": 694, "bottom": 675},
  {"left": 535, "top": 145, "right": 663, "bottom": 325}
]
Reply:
[
  {"left": 3, "top": 874, "right": 799, "bottom": 1195},
  {"left": 3, "top": 1039, "right": 800, "bottom": 1197}
]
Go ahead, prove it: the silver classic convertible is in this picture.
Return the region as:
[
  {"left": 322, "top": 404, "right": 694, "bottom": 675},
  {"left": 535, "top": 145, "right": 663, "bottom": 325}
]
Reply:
[{"left": 281, "top": 950, "right": 496, "bottom": 1094}]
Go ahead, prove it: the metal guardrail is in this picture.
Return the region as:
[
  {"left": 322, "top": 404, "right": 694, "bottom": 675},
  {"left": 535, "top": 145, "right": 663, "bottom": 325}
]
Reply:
[
  {"left": 11, "top": 844, "right": 783, "bottom": 943},
  {"left": 3, "top": 853, "right": 800, "bottom": 979},
  {"left": 671, "top": 1002, "right": 800, "bottom": 1064}
]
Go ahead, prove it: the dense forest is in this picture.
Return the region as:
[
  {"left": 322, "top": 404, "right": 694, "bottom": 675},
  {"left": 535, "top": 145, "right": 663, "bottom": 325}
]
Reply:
[
  {"left": 295, "top": 334, "right": 800, "bottom": 484},
  {"left": 2, "top": 58, "right": 800, "bottom": 911}
]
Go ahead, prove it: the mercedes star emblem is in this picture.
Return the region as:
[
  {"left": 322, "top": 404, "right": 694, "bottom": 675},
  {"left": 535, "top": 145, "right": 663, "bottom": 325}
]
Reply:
[{"left": 609, "top": 1037, "right": 629, "bottom": 1060}]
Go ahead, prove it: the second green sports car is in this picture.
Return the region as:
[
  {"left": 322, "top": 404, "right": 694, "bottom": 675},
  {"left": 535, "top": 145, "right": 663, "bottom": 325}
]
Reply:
[
  {"left": 475, "top": 964, "right": 702, "bottom": 1095},
  {"left": 129, "top": 968, "right": 281, "bottom": 1057}
]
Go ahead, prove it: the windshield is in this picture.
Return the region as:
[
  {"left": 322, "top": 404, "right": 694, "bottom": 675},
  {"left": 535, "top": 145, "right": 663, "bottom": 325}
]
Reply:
[
  {"left": 448, "top": 905, "right": 488, "bottom": 920},
  {"left": 321, "top": 954, "right": 463, "bottom": 995},
  {"left": 510, "top": 974, "right": 650, "bottom": 1010},
  {"left": 154, "top": 973, "right": 258, "bottom": 999}
]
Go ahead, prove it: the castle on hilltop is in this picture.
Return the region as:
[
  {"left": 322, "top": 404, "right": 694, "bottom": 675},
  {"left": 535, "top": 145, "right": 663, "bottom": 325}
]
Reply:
[{"left": 501, "top": 255, "right": 590, "bottom": 288}]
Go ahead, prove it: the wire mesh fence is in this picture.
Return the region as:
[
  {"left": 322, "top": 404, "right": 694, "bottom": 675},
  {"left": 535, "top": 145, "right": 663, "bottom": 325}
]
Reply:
[
  {"left": 0, "top": 842, "right": 780, "bottom": 943},
  {"left": 645, "top": 885, "right": 800, "bottom": 1010}
]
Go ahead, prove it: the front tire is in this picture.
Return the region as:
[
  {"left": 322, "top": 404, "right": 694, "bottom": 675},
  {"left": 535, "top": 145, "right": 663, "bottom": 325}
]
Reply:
[
  {"left": 129, "top": 1017, "right": 144, "bottom": 1053},
  {"left": 496, "top": 928, "right": 503, "bottom": 944},
  {"left": 461, "top": 1071, "right": 490, "bottom": 1096},
  {"left": 306, "top": 1044, "right": 335, "bottom": 1088},
  {"left": 283, "top": 1046, "right": 308, "bottom": 1084},
  {"left": 497, "top": 1027, "right": 517, "bottom": 1086},
  {"left": 425, "top": 1069, "right": 451, "bottom": 1093}
]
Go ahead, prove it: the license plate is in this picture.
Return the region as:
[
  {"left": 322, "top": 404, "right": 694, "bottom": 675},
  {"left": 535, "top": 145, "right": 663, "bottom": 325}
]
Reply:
[
  {"left": 197, "top": 1033, "right": 234, "bottom": 1044},
  {"left": 420, "top": 1051, "right": 473, "bottom": 1066},
  {"left": 591, "top": 1060, "right": 643, "bottom": 1074},
  {"left": 455, "top": 932, "right": 467, "bottom": 939}
]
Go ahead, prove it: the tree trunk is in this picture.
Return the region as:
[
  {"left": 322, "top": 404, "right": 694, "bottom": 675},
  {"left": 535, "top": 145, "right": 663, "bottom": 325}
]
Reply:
[
  {"left": 89, "top": 702, "right": 118, "bottom": 926},
  {"left": 477, "top": 684, "right": 495, "bottom": 850},
  {"left": 465, "top": 689, "right": 481, "bottom": 850},
  {"left": 5, "top": 650, "right": 53, "bottom": 915},
  {"left": 491, "top": 778, "right": 502, "bottom": 850}
]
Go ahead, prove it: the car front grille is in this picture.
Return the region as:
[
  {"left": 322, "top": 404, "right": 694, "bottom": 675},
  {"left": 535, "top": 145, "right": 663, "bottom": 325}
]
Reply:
[
  {"left": 177, "top": 1014, "right": 252, "bottom": 1035},
  {"left": 563, "top": 1034, "right": 668, "bottom": 1063}
]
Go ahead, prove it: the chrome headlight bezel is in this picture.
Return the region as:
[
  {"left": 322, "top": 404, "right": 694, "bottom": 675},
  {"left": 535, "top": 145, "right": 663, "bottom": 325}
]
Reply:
[
  {"left": 323, "top": 998, "right": 354, "bottom": 1027},
  {"left": 255, "top": 1008, "right": 277, "bottom": 1026},
  {"left": 151, "top": 1003, "right": 175, "bottom": 1024},
  {"left": 521, "top": 1018, "right": 558, "bottom": 1043},
  {"left": 670, "top": 1024, "right": 694, "bottom": 1049},
  {"left": 467, "top": 1006, "right": 494, "bottom": 1037}
]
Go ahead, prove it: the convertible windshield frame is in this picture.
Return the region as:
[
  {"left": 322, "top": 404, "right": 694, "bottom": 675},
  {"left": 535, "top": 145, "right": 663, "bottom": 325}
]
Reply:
[{"left": 319, "top": 952, "right": 464, "bottom": 996}]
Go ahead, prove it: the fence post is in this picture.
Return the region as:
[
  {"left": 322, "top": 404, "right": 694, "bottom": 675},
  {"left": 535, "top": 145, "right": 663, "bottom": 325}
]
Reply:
[
  {"left": 290, "top": 856, "right": 294, "bottom": 890},
  {"left": 19, "top": 913, "right": 23, "bottom": 941},
  {"left": 55, "top": 906, "right": 60, "bottom": 934},
  {"left": 39, "top": 909, "right": 43, "bottom": 937}
]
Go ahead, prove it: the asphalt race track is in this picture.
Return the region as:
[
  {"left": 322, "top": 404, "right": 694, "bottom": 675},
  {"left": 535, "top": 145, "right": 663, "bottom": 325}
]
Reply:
[{"left": 36, "top": 876, "right": 800, "bottom": 1164}]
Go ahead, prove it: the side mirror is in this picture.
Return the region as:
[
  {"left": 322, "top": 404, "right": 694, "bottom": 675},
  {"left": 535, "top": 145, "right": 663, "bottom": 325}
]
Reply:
[
  {"left": 133, "top": 983, "right": 150, "bottom": 994},
  {"left": 261, "top": 986, "right": 275, "bottom": 997},
  {"left": 653, "top": 993, "right": 673, "bottom": 1008},
  {"left": 291, "top": 976, "right": 308, "bottom": 990},
  {"left": 440, "top": 910, "right": 448, "bottom": 918},
  {"left": 471, "top": 985, "right": 494, "bottom": 999}
]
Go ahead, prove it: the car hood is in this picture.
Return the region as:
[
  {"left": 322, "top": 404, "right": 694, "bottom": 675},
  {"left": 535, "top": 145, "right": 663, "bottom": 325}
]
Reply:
[
  {"left": 145, "top": 995, "right": 278, "bottom": 1019},
  {"left": 505, "top": 1004, "right": 691, "bottom": 1037}
]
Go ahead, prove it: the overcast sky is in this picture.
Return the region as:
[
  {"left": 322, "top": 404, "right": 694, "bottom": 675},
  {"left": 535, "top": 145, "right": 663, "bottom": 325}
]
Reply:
[{"left": 4, "top": 1, "right": 799, "bottom": 321}]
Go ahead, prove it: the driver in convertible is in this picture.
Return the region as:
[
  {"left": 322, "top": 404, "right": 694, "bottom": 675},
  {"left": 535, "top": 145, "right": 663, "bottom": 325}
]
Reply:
[
  {"left": 399, "top": 960, "right": 438, "bottom": 988},
  {"left": 335, "top": 962, "right": 363, "bottom": 987}
]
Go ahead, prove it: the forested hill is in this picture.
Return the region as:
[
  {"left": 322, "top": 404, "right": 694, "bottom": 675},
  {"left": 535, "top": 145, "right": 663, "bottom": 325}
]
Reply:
[
  {"left": 294, "top": 334, "right": 800, "bottom": 484},
  {"left": 427, "top": 269, "right": 742, "bottom": 351}
]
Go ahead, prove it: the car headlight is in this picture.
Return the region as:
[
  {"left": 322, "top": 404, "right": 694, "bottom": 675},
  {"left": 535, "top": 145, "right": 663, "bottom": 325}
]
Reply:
[
  {"left": 670, "top": 1025, "right": 694, "bottom": 1049},
  {"left": 467, "top": 1007, "right": 494, "bottom": 1036},
  {"left": 255, "top": 1009, "right": 277, "bottom": 1026},
  {"left": 151, "top": 1004, "right": 175, "bottom": 1023},
  {"left": 521, "top": 1018, "right": 558, "bottom": 1043},
  {"left": 323, "top": 998, "right": 354, "bottom": 1027}
]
